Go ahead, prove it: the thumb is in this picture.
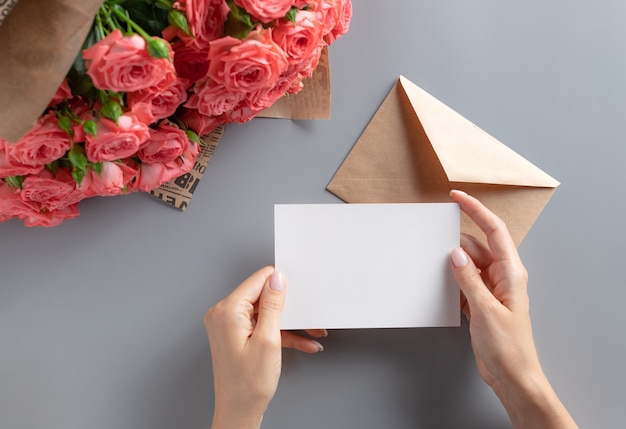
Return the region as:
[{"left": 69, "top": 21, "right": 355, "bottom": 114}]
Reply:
[
  {"left": 450, "top": 247, "right": 494, "bottom": 310},
  {"left": 254, "top": 270, "right": 286, "bottom": 340}
]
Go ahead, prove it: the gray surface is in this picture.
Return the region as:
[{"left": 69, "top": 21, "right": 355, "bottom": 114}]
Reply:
[{"left": 1, "top": 1, "right": 625, "bottom": 428}]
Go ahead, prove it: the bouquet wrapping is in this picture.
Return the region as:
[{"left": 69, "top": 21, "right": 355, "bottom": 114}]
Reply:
[{"left": 0, "top": 0, "right": 351, "bottom": 226}]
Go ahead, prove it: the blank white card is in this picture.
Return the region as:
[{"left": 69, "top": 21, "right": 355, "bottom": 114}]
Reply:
[{"left": 275, "top": 203, "right": 460, "bottom": 330}]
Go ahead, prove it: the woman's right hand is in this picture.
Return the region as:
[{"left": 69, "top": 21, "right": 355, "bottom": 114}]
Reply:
[{"left": 449, "top": 190, "right": 577, "bottom": 429}]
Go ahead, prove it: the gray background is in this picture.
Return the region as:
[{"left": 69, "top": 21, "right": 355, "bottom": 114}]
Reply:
[{"left": 1, "top": 1, "right": 624, "bottom": 427}]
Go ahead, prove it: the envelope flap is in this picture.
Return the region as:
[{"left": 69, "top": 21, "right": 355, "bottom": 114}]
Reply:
[{"left": 399, "top": 76, "right": 560, "bottom": 188}]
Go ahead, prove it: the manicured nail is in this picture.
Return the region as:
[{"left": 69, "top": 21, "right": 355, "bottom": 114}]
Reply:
[
  {"left": 321, "top": 329, "right": 329, "bottom": 337},
  {"left": 270, "top": 271, "right": 285, "bottom": 291},
  {"left": 451, "top": 247, "right": 469, "bottom": 268},
  {"left": 314, "top": 341, "right": 324, "bottom": 352},
  {"left": 450, "top": 189, "right": 467, "bottom": 196}
]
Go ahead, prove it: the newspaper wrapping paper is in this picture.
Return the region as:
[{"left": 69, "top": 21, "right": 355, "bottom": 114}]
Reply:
[
  {"left": 150, "top": 125, "right": 225, "bottom": 211},
  {"left": 0, "top": 0, "right": 18, "bottom": 26}
]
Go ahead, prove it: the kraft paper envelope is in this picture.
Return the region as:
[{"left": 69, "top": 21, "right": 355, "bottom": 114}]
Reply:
[{"left": 327, "top": 76, "right": 560, "bottom": 247}]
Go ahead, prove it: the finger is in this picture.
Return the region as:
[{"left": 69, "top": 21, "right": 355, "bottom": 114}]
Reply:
[
  {"left": 460, "top": 233, "right": 493, "bottom": 271},
  {"left": 227, "top": 266, "right": 275, "bottom": 305},
  {"left": 253, "top": 271, "right": 286, "bottom": 341},
  {"left": 304, "top": 329, "right": 329, "bottom": 338},
  {"left": 281, "top": 331, "right": 324, "bottom": 353},
  {"left": 450, "top": 190, "right": 518, "bottom": 262},
  {"left": 450, "top": 246, "right": 497, "bottom": 310},
  {"left": 460, "top": 291, "right": 471, "bottom": 322}
]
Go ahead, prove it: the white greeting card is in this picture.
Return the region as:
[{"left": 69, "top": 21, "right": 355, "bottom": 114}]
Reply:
[{"left": 275, "top": 203, "right": 460, "bottom": 329}]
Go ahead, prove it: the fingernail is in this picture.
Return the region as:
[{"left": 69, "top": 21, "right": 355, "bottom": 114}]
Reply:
[
  {"left": 322, "top": 329, "right": 329, "bottom": 337},
  {"left": 270, "top": 271, "right": 285, "bottom": 291},
  {"left": 314, "top": 341, "right": 324, "bottom": 352},
  {"left": 451, "top": 247, "right": 469, "bottom": 267},
  {"left": 450, "top": 189, "right": 468, "bottom": 197}
]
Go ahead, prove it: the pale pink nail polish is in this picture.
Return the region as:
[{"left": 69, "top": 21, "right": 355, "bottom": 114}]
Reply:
[
  {"left": 451, "top": 247, "right": 469, "bottom": 267},
  {"left": 270, "top": 271, "right": 285, "bottom": 291}
]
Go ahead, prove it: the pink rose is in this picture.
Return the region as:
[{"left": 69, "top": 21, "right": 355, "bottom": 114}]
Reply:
[
  {"left": 78, "top": 160, "right": 139, "bottom": 197},
  {"left": 128, "top": 77, "right": 188, "bottom": 122},
  {"left": 185, "top": 78, "right": 244, "bottom": 116},
  {"left": 287, "top": 78, "right": 304, "bottom": 94},
  {"left": 128, "top": 102, "right": 155, "bottom": 126},
  {"left": 179, "top": 108, "right": 225, "bottom": 136},
  {"left": 49, "top": 79, "right": 73, "bottom": 107},
  {"left": 173, "top": 0, "right": 230, "bottom": 49},
  {"left": 292, "top": 0, "right": 314, "bottom": 7},
  {"left": 85, "top": 114, "right": 150, "bottom": 162},
  {"left": 20, "top": 204, "right": 80, "bottom": 227},
  {"left": 20, "top": 168, "right": 84, "bottom": 212},
  {"left": 207, "top": 29, "right": 288, "bottom": 94},
  {"left": 1, "top": 112, "right": 72, "bottom": 177},
  {"left": 290, "top": 43, "right": 323, "bottom": 78},
  {"left": 234, "top": 0, "right": 293, "bottom": 23},
  {"left": 322, "top": 0, "right": 351, "bottom": 44},
  {"left": 138, "top": 122, "right": 191, "bottom": 164},
  {"left": 82, "top": 29, "right": 175, "bottom": 92},
  {"left": 224, "top": 101, "right": 261, "bottom": 124},
  {"left": 0, "top": 181, "right": 31, "bottom": 222},
  {"left": 173, "top": 42, "right": 210, "bottom": 84},
  {"left": 272, "top": 10, "right": 324, "bottom": 65},
  {"left": 246, "top": 75, "right": 294, "bottom": 110},
  {"left": 135, "top": 140, "right": 200, "bottom": 191},
  {"left": 0, "top": 138, "right": 45, "bottom": 178}
]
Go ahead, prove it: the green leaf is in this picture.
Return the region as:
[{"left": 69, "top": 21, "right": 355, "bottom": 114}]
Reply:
[
  {"left": 83, "top": 120, "right": 97, "bottom": 137},
  {"left": 167, "top": 9, "right": 192, "bottom": 36},
  {"left": 72, "top": 169, "right": 85, "bottom": 186},
  {"left": 101, "top": 98, "right": 123, "bottom": 123},
  {"left": 5, "top": 176, "right": 24, "bottom": 190},
  {"left": 67, "top": 72, "right": 96, "bottom": 100},
  {"left": 229, "top": 2, "right": 254, "bottom": 27},
  {"left": 110, "top": 3, "right": 127, "bottom": 16},
  {"left": 147, "top": 37, "right": 171, "bottom": 59},
  {"left": 90, "top": 161, "right": 103, "bottom": 176},
  {"left": 67, "top": 22, "right": 99, "bottom": 98},
  {"left": 185, "top": 129, "right": 202, "bottom": 145},
  {"left": 285, "top": 7, "right": 298, "bottom": 25},
  {"left": 225, "top": 2, "right": 254, "bottom": 39},
  {"left": 68, "top": 143, "right": 89, "bottom": 186},
  {"left": 68, "top": 144, "right": 88, "bottom": 172},
  {"left": 46, "top": 160, "right": 59, "bottom": 175},
  {"left": 155, "top": 0, "right": 173, "bottom": 10},
  {"left": 57, "top": 115, "right": 73, "bottom": 135},
  {"left": 109, "top": 92, "right": 125, "bottom": 103},
  {"left": 119, "top": 0, "right": 169, "bottom": 36}
]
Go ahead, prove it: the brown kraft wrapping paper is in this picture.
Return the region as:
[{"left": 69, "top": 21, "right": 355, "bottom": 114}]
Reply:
[{"left": 0, "top": 0, "right": 104, "bottom": 142}]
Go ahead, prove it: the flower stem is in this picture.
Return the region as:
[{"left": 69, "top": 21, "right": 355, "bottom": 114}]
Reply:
[
  {"left": 95, "top": 13, "right": 107, "bottom": 39},
  {"left": 109, "top": 5, "right": 153, "bottom": 41}
]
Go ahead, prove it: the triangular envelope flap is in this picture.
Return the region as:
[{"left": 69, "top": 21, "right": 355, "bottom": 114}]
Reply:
[
  {"left": 399, "top": 76, "right": 560, "bottom": 188},
  {"left": 327, "top": 80, "right": 451, "bottom": 203}
]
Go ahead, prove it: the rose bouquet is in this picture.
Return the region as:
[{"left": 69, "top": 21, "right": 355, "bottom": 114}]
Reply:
[{"left": 0, "top": 0, "right": 351, "bottom": 226}]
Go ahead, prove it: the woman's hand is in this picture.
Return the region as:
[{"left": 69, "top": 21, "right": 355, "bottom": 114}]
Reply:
[
  {"left": 450, "top": 190, "right": 577, "bottom": 428},
  {"left": 204, "top": 266, "right": 324, "bottom": 429}
]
